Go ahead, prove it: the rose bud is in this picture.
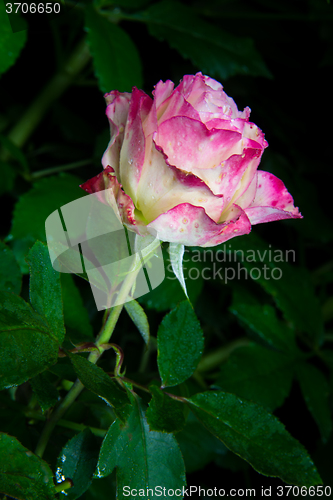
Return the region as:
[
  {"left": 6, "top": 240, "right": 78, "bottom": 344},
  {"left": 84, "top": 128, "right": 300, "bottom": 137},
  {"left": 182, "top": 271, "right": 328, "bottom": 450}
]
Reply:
[{"left": 81, "top": 73, "right": 301, "bottom": 247}]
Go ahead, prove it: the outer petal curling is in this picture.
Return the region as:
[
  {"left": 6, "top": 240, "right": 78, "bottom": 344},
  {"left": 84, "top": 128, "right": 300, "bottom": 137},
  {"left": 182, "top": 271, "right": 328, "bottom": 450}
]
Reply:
[
  {"left": 147, "top": 202, "right": 251, "bottom": 247},
  {"left": 102, "top": 91, "right": 131, "bottom": 177},
  {"left": 80, "top": 166, "right": 144, "bottom": 235},
  {"left": 244, "top": 171, "right": 302, "bottom": 225},
  {"left": 189, "top": 147, "right": 262, "bottom": 198}
]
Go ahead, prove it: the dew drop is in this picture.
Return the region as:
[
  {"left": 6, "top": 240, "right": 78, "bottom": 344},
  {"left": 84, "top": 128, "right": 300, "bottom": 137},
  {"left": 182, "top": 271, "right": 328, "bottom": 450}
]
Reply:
[
  {"left": 194, "top": 223, "right": 199, "bottom": 228},
  {"left": 128, "top": 159, "right": 134, "bottom": 165}
]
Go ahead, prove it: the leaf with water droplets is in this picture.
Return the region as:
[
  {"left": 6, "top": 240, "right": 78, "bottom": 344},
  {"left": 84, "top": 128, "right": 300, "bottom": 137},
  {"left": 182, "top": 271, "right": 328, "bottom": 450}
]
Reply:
[
  {"left": 96, "top": 394, "right": 186, "bottom": 498},
  {"left": 0, "top": 432, "right": 56, "bottom": 500},
  {"left": 157, "top": 300, "right": 204, "bottom": 387},
  {"left": 56, "top": 429, "right": 99, "bottom": 500},
  {"left": 30, "top": 372, "right": 59, "bottom": 414},
  {"left": 0, "top": 291, "right": 59, "bottom": 390},
  {"left": 68, "top": 353, "right": 130, "bottom": 421},
  {"left": 27, "top": 241, "right": 65, "bottom": 344},
  {"left": 146, "top": 385, "right": 185, "bottom": 433},
  {"left": 187, "top": 391, "right": 322, "bottom": 486}
]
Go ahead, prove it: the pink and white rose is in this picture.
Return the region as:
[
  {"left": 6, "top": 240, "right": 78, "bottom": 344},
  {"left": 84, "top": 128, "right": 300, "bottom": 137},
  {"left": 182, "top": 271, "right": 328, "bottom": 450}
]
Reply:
[{"left": 81, "top": 72, "right": 301, "bottom": 247}]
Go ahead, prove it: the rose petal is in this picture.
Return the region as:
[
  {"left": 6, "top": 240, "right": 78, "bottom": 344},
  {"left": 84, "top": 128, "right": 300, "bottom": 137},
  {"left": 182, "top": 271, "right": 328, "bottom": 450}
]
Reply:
[
  {"left": 155, "top": 116, "right": 243, "bottom": 172},
  {"left": 119, "top": 88, "right": 153, "bottom": 205},
  {"left": 242, "top": 121, "right": 268, "bottom": 150},
  {"left": 156, "top": 88, "right": 201, "bottom": 125},
  {"left": 147, "top": 202, "right": 251, "bottom": 247},
  {"left": 153, "top": 79, "right": 175, "bottom": 109},
  {"left": 102, "top": 91, "right": 131, "bottom": 178},
  {"left": 80, "top": 165, "right": 144, "bottom": 234},
  {"left": 244, "top": 171, "right": 302, "bottom": 224},
  {"left": 235, "top": 172, "right": 258, "bottom": 209},
  {"left": 136, "top": 139, "right": 225, "bottom": 223},
  {"left": 176, "top": 73, "right": 249, "bottom": 122},
  {"left": 189, "top": 147, "right": 262, "bottom": 201}
]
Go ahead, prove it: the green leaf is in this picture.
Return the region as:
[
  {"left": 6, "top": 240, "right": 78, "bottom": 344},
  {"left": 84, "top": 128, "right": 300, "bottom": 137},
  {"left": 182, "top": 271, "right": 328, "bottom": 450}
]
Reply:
[
  {"left": 96, "top": 394, "right": 186, "bottom": 498},
  {"left": 0, "top": 433, "right": 56, "bottom": 500},
  {"left": 230, "top": 287, "right": 297, "bottom": 353},
  {"left": 157, "top": 300, "right": 204, "bottom": 387},
  {"left": 30, "top": 372, "right": 59, "bottom": 414},
  {"left": 27, "top": 241, "right": 65, "bottom": 344},
  {"left": 296, "top": 362, "right": 332, "bottom": 442},
  {"left": 0, "top": 292, "right": 59, "bottom": 389},
  {"left": 139, "top": 247, "right": 204, "bottom": 312},
  {"left": 140, "top": 0, "right": 272, "bottom": 80},
  {"left": 215, "top": 343, "right": 295, "bottom": 411},
  {"left": 124, "top": 299, "right": 150, "bottom": 344},
  {"left": 0, "top": 3, "right": 27, "bottom": 76},
  {"left": 168, "top": 242, "right": 188, "bottom": 298},
  {"left": 226, "top": 233, "right": 324, "bottom": 345},
  {"left": 0, "top": 241, "right": 22, "bottom": 294},
  {"left": 56, "top": 429, "right": 99, "bottom": 500},
  {"left": 85, "top": 6, "right": 143, "bottom": 93},
  {"left": 68, "top": 353, "right": 130, "bottom": 421},
  {"left": 146, "top": 385, "right": 185, "bottom": 433},
  {"left": 176, "top": 411, "right": 228, "bottom": 473},
  {"left": 61, "top": 274, "right": 94, "bottom": 342},
  {"left": 9, "top": 174, "right": 85, "bottom": 273},
  {"left": 188, "top": 391, "right": 322, "bottom": 486}
]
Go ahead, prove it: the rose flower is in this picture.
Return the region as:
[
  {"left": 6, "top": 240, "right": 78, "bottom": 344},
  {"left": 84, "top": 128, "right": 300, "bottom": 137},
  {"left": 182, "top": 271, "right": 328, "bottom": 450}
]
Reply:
[{"left": 81, "top": 73, "right": 301, "bottom": 247}]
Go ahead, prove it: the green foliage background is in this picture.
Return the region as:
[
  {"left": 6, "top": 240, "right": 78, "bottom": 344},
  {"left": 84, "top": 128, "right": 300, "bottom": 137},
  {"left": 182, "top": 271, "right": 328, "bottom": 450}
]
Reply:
[{"left": 0, "top": 0, "right": 333, "bottom": 498}]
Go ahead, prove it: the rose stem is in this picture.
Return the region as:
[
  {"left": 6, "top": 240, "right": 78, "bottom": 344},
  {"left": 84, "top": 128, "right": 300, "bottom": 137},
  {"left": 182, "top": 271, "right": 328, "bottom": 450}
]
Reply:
[{"left": 35, "top": 264, "right": 141, "bottom": 458}]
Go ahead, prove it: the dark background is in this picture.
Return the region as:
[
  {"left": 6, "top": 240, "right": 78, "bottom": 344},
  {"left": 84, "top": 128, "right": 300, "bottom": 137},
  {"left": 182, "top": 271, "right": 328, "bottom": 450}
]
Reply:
[{"left": 1, "top": 0, "right": 333, "bottom": 496}]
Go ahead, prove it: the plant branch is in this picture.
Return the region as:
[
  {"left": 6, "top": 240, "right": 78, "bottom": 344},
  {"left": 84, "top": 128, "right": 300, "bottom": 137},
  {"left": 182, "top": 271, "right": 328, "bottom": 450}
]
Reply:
[
  {"left": 25, "top": 410, "right": 107, "bottom": 437},
  {"left": 1, "top": 38, "right": 90, "bottom": 162},
  {"left": 31, "top": 158, "right": 92, "bottom": 179}
]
